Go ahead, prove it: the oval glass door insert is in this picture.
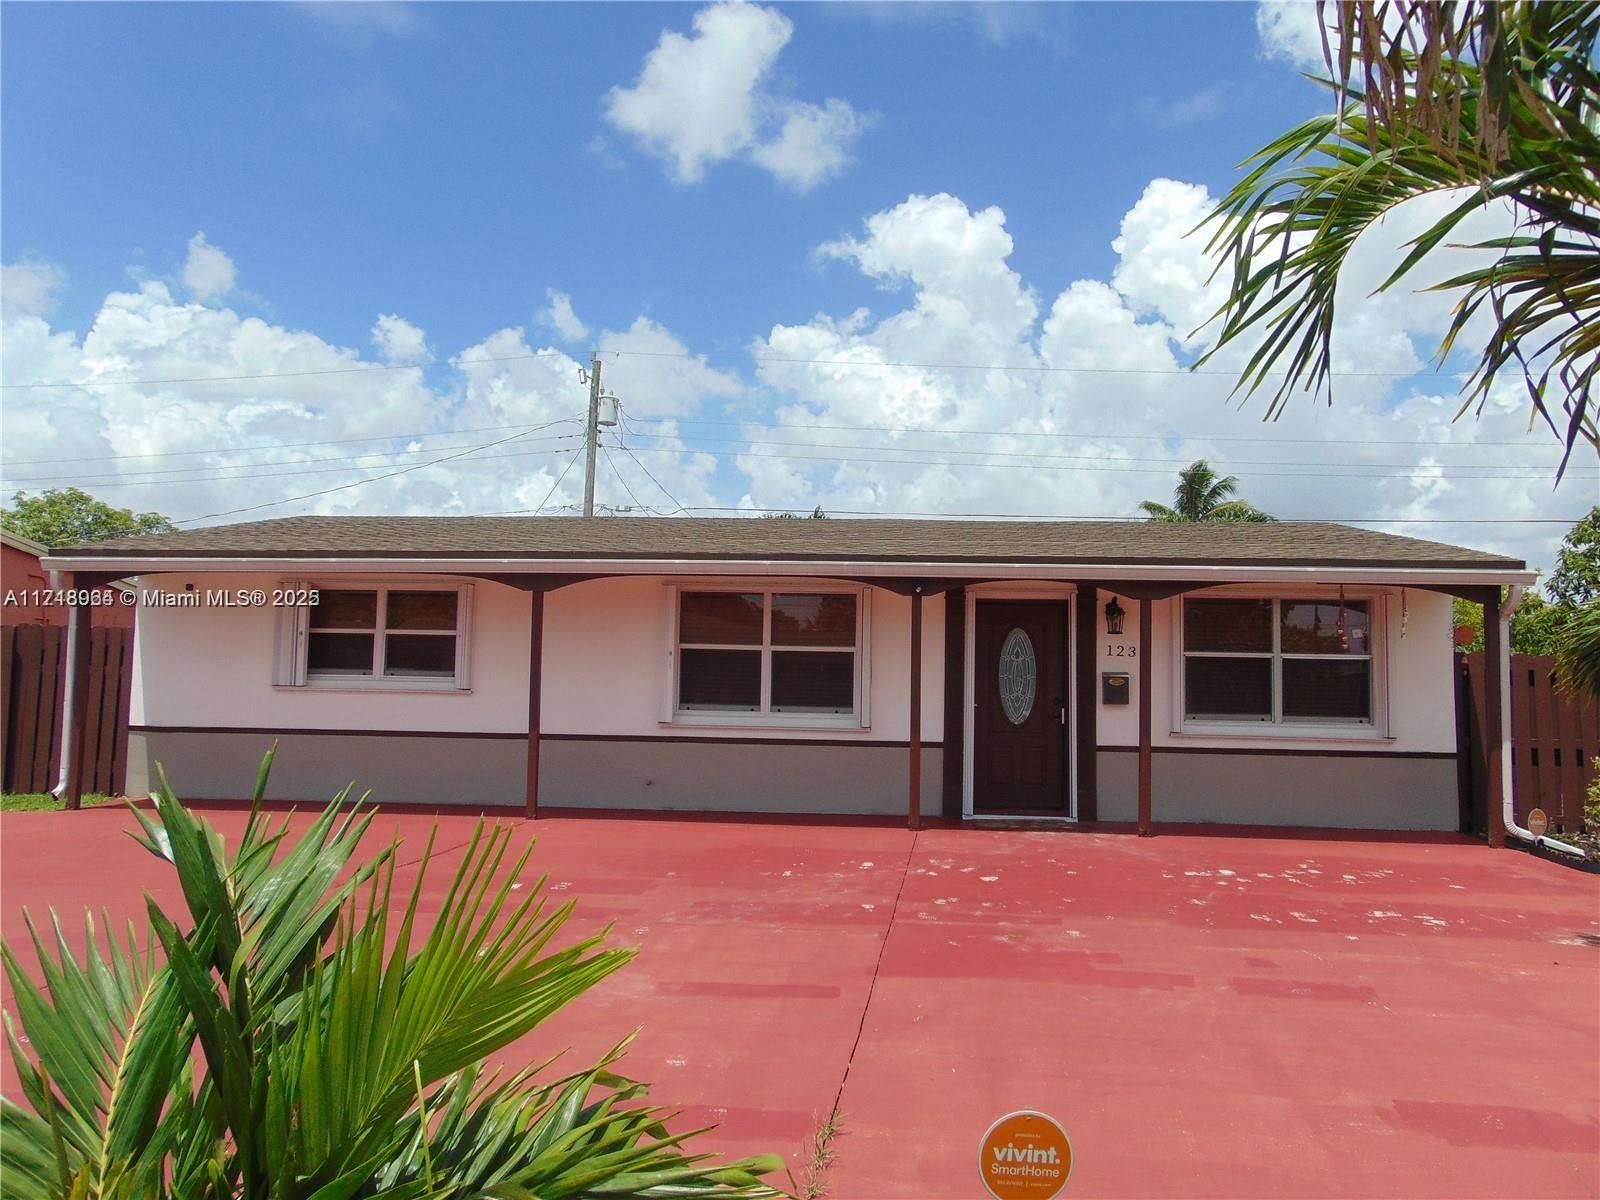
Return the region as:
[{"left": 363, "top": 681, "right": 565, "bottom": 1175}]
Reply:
[{"left": 998, "top": 627, "right": 1037, "bottom": 725}]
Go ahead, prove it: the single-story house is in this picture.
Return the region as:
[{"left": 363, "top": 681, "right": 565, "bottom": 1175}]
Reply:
[{"left": 43, "top": 516, "right": 1535, "bottom": 841}]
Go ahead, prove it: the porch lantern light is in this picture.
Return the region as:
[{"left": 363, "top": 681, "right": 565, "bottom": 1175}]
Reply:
[{"left": 1104, "top": 597, "right": 1125, "bottom": 635}]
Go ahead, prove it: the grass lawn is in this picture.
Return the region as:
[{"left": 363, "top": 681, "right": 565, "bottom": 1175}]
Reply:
[{"left": 1, "top": 793, "right": 118, "bottom": 812}]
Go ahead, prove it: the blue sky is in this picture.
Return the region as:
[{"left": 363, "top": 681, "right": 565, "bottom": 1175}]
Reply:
[
  {"left": 1, "top": 1, "right": 1593, "bottom": 572},
  {"left": 4, "top": 2, "right": 1308, "bottom": 353}
]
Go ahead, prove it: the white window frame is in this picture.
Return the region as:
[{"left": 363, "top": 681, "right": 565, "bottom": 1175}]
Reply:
[
  {"left": 275, "top": 580, "right": 474, "bottom": 692},
  {"left": 1174, "top": 589, "right": 1389, "bottom": 739},
  {"left": 663, "top": 582, "right": 870, "bottom": 729}
]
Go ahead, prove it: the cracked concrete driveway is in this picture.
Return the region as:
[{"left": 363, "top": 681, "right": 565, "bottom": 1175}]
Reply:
[{"left": 3, "top": 805, "right": 1597, "bottom": 1198}]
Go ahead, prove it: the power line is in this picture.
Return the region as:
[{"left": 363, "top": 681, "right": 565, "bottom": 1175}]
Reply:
[
  {"left": 610, "top": 347, "right": 1438, "bottom": 380},
  {"left": 5, "top": 440, "right": 583, "bottom": 491},
  {"left": 2, "top": 432, "right": 583, "bottom": 487},
  {"left": 623, "top": 413, "right": 1562, "bottom": 452},
  {"left": 0, "top": 345, "right": 1463, "bottom": 392},
  {"left": 0, "top": 419, "right": 582, "bottom": 469},
  {"left": 530, "top": 450, "right": 583, "bottom": 515},
  {"left": 618, "top": 443, "right": 685, "bottom": 513},
  {"left": 20, "top": 426, "right": 1585, "bottom": 497},
  {"left": 601, "top": 445, "right": 653, "bottom": 514},
  {"left": 617, "top": 428, "right": 1569, "bottom": 476},
  {"left": 474, "top": 502, "right": 1581, "bottom": 525},
  {"left": 4, "top": 418, "right": 1573, "bottom": 489},
  {"left": 0, "top": 402, "right": 1562, "bottom": 478},
  {"left": 613, "top": 441, "right": 1589, "bottom": 483},
  {"left": 0, "top": 349, "right": 579, "bottom": 390},
  {"left": 177, "top": 422, "right": 570, "bottom": 525}
]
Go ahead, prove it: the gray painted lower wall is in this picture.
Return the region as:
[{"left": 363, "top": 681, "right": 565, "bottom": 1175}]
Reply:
[
  {"left": 129, "top": 730, "right": 1453, "bottom": 828},
  {"left": 542, "top": 739, "right": 942, "bottom": 815},
  {"left": 1096, "top": 749, "right": 1459, "bottom": 830},
  {"left": 127, "top": 731, "right": 943, "bottom": 816},
  {"left": 129, "top": 731, "right": 526, "bottom": 808}
]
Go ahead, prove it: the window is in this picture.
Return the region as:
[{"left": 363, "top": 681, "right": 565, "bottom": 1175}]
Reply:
[
  {"left": 674, "top": 588, "right": 864, "bottom": 724},
  {"left": 280, "top": 583, "right": 472, "bottom": 689},
  {"left": 1182, "top": 596, "right": 1373, "bottom": 725}
]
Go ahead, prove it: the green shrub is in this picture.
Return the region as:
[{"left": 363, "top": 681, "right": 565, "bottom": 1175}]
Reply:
[{"left": 0, "top": 751, "right": 784, "bottom": 1198}]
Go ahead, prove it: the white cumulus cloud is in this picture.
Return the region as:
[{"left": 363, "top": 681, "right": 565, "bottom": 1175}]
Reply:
[
  {"left": 541, "top": 290, "right": 589, "bottom": 342},
  {"left": 750, "top": 99, "right": 872, "bottom": 192},
  {"left": 181, "top": 232, "right": 237, "bottom": 302},
  {"left": 598, "top": 317, "right": 744, "bottom": 416},
  {"left": 604, "top": 0, "right": 867, "bottom": 190},
  {"left": 1255, "top": 0, "right": 1330, "bottom": 68},
  {"left": 748, "top": 187, "right": 1592, "bottom": 571},
  {"left": 2, "top": 260, "right": 67, "bottom": 320},
  {"left": 2, "top": 201, "right": 1590, "bottom": 573},
  {"left": 0, "top": 236, "right": 724, "bottom": 525},
  {"left": 371, "top": 313, "right": 431, "bottom": 364}
]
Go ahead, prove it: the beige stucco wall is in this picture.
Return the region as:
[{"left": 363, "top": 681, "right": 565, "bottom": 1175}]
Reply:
[{"left": 130, "top": 573, "right": 944, "bottom": 743}]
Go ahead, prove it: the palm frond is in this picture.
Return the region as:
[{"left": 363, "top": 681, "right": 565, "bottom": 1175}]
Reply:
[
  {"left": 1199, "top": 2, "right": 1600, "bottom": 477},
  {"left": 1554, "top": 600, "right": 1600, "bottom": 700},
  {"left": 1, "top": 755, "right": 785, "bottom": 1200}
]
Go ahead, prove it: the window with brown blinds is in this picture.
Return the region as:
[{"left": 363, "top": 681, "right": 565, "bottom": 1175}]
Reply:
[
  {"left": 676, "top": 589, "right": 862, "bottom": 720},
  {"left": 1182, "top": 597, "right": 1372, "bottom": 725}
]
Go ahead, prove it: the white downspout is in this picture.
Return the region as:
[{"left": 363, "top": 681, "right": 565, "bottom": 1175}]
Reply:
[
  {"left": 48, "top": 570, "right": 76, "bottom": 800},
  {"left": 1497, "top": 585, "right": 1586, "bottom": 857}
]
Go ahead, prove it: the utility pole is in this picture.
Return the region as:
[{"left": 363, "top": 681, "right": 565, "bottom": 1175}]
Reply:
[{"left": 582, "top": 351, "right": 602, "bottom": 517}]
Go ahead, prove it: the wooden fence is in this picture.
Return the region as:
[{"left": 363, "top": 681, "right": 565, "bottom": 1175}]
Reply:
[
  {"left": 0, "top": 625, "right": 134, "bottom": 796},
  {"left": 1458, "top": 652, "right": 1599, "bottom": 834}
]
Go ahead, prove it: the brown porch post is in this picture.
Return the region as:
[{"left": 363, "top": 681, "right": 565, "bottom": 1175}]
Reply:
[
  {"left": 1074, "top": 584, "right": 1099, "bottom": 822},
  {"left": 941, "top": 585, "right": 966, "bottom": 821},
  {"left": 1137, "top": 596, "right": 1153, "bottom": 836},
  {"left": 908, "top": 585, "right": 923, "bottom": 832},
  {"left": 1483, "top": 593, "right": 1505, "bottom": 848},
  {"left": 63, "top": 580, "right": 92, "bottom": 810},
  {"left": 526, "top": 588, "right": 544, "bottom": 820}
]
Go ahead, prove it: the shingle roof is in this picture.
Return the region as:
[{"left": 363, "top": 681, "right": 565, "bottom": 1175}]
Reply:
[{"left": 48, "top": 515, "right": 1525, "bottom": 570}]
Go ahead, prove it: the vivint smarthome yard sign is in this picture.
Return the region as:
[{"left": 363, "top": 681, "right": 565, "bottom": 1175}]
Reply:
[{"left": 980, "top": 1110, "right": 1073, "bottom": 1199}]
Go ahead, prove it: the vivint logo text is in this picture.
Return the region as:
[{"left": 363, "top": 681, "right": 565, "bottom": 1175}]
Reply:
[
  {"left": 993, "top": 1142, "right": 1062, "bottom": 1166},
  {"left": 979, "top": 1111, "right": 1072, "bottom": 1200}
]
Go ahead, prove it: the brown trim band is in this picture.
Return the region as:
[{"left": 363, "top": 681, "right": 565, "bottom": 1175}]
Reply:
[
  {"left": 548, "top": 733, "right": 944, "bottom": 749},
  {"left": 1097, "top": 744, "right": 1455, "bottom": 761},
  {"left": 130, "top": 725, "right": 943, "bottom": 750},
  {"left": 130, "top": 725, "right": 521, "bottom": 740}
]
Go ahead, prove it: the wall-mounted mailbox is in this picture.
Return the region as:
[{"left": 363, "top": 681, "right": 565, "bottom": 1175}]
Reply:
[{"left": 1101, "top": 672, "right": 1130, "bottom": 705}]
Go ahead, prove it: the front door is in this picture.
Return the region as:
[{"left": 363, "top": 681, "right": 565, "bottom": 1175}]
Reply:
[{"left": 973, "top": 600, "right": 1069, "bottom": 815}]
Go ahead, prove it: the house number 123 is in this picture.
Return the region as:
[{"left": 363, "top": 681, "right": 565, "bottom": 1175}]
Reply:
[{"left": 1105, "top": 644, "right": 1137, "bottom": 658}]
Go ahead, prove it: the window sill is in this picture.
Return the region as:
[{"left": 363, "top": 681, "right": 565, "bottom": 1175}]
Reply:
[
  {"left": 1171, "top": 724, "right": 1391, "bottom": 744},
  {"left": 661, "top": 715, "right": 870, "bottom": 733},
  {"left": 274, "top": 682, "right": 472, "bottom": 696}
]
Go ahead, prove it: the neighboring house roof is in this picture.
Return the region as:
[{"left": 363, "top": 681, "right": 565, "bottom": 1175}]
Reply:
[
  {"left": 1, "top": 527, "right": 49, "bottom": 557},
  {"left": 47, "top": 514, "right": 1526, "bottom": 573}
]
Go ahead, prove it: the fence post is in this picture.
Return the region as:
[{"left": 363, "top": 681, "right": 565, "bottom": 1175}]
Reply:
[{"left": 62, "top": 594, "right": 92, "bottom": 809}]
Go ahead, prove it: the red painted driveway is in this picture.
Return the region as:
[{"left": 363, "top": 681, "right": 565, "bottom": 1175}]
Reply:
[{"left": 3, "top": 806, "right": 1597, "bottom": 1198}]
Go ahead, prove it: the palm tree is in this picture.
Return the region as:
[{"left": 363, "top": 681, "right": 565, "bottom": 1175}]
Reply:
[
  {"left": 1555, "top": 600, "right": 1600, "bottom": 701},
  {"left": 1200, "top": 2, "right": 1599, "bottom": 478},
  {"left": 0, "top": 753, "right": 783, "bottom": 1199},
  {"left": 1140, "top": 459, "right": 1276, "bottom": 523}
]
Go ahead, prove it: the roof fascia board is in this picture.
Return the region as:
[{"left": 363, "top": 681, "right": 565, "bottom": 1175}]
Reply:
[
  {"left": 41, "top": 554, "right": 1536, "bottom": 587},
  {"left": 2, "top": 529, "right": 50, "bottom": 556}
]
